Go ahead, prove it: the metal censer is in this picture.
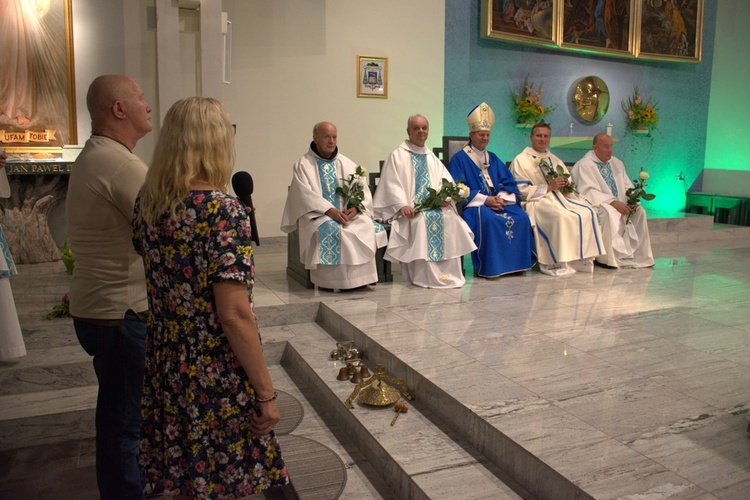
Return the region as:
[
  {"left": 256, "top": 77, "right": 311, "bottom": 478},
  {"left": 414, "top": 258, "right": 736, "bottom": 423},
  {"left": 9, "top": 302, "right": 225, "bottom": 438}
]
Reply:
[{"left": 330, "top": 341, "right": 362, "bottom": 362}]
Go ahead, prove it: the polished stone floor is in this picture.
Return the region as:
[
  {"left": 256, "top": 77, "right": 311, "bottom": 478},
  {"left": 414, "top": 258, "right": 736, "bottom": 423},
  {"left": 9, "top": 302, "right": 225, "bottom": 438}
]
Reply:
[{"left": 2, "top": 218, "right": 750, "bottom": 499}]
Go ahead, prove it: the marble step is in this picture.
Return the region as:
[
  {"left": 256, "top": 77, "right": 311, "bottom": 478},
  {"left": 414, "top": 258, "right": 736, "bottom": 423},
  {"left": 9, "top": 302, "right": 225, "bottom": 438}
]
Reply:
[
  {"left": 0, "top": 403, "right": 95, "bottom": 452},
  {"left": 0, "top": 316, "right": 98, "bottom": 450},
  {"left": 648, "top": 212, "right": 750, "bottom": 245},
  {"left": 280, "top": 319, "right": 527, "bottom": 500},
  {"left": 0, "top": 360, "right": 95, "bottom": 397},
  {"left": 0, "top": 300, "right": 317, "bottom": 451},
  {"left": 314, "top": 301, "right": 594, "bottom": 500}
]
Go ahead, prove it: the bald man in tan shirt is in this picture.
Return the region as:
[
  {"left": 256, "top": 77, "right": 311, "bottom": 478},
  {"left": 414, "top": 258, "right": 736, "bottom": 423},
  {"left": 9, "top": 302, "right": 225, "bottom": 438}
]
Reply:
[{"left": 66, "top": 75, "right": 152, "bottom": 499}]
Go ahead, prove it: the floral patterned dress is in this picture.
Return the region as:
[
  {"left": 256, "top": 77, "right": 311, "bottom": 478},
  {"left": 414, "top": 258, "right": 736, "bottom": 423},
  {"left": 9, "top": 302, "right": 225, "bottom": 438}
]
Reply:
[{"left": 132, "top": 190, "right": 288, "bottom": 498}]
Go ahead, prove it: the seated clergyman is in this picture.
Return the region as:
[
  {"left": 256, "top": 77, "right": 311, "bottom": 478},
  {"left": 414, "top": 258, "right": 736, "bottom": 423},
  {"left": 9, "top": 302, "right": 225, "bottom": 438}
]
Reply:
[
  {"left": 373, "top": 114, "right": 475, "bottom": 288},
  {"left": 448, "top": 102, "right": 536, "bottom": 278},
  {"left": 509, "top": 122, "right": 604, "bottom": 276},
  {"left": 281, "top": 121, "right": 386, "bottom": 290},
  {"left": 571, "top": 133, "right": 654, "bottom": 269}
]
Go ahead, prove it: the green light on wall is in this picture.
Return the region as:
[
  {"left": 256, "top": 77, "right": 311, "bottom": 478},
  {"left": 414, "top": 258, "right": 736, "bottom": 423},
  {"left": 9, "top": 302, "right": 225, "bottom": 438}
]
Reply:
[
  {"left": 628, "top": 162, "right": 687, "bottom": 214},
  {"left": 643, "top": 177, "right": 685, "bottom": 213}
]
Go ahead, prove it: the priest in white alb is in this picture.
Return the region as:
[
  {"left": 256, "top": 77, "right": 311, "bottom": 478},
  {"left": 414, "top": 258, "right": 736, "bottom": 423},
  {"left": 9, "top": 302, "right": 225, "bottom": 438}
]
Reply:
[
  {"left": 572, "top": 133, "right": 654, "bottom": 268},
  {"left": 510, "top": 122, "right": 604, "bottom": 276},
  {"left": 373, "top": 114, "right": 476, "bottom": 288},
  {"left": 281, "top": 121, "right": 387, "bottom": 290}
]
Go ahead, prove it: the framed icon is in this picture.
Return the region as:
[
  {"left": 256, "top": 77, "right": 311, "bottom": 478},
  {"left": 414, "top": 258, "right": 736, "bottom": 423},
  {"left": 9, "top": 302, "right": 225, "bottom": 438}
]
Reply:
[
  {"left": 1, "top": 0, "right": 77, "bottom": 156},
  {"left": 636, "top": 0, "right": 703, "bottom": 62},
  {"left": 357, "top": 56, "right": 388, "bottom": 99}
]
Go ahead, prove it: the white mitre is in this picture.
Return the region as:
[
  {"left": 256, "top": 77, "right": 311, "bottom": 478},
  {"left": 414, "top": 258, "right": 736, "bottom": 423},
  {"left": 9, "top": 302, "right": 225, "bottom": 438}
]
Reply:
[{"left": 467, "top": 102, "right": 495, "bottom": 132}]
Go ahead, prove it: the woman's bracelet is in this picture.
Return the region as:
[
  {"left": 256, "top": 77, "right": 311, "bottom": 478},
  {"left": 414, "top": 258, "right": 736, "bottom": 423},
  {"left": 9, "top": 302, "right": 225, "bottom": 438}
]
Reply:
[{"left": 256, "top": 391, "right": 278, "bottom": 403}]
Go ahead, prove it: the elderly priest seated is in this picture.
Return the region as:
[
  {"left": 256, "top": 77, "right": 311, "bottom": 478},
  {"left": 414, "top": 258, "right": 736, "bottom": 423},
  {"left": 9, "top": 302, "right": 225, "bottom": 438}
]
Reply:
[{"left": 281, "top": 121, "right": 386, "bottom": 290}]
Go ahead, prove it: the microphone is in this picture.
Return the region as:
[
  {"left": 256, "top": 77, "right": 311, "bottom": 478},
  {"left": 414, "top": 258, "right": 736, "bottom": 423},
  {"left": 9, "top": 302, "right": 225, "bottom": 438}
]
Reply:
[{"left": 231, "top": 171, "right": 260, "bottom": 246}]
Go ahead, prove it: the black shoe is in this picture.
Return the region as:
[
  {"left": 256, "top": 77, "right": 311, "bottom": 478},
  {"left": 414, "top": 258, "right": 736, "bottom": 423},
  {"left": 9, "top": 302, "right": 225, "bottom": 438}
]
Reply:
[{"left": 594, "top": 260, "right": 617, "bottom": 269}]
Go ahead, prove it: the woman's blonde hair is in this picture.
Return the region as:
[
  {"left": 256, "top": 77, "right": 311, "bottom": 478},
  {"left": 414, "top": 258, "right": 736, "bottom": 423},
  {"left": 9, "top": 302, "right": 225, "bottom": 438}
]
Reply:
[{"left": 139, "top": 97, "right": 234, "bottom": 223}]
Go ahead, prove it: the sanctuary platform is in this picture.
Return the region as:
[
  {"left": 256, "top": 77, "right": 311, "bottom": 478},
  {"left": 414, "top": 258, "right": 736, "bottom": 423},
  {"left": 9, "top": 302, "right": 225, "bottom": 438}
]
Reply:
[{"left": 1, "top": 212, "right": 750, "bottom": 499}]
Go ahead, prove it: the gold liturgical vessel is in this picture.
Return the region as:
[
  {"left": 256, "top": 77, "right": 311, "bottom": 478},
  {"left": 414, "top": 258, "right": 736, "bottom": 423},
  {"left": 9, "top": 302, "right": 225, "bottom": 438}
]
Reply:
[
  {"left": 336, "top": 358, "right": 369, "bottom": 382},
  {"left": 345, "top": 364, "right": 414, "bottom": 409}
]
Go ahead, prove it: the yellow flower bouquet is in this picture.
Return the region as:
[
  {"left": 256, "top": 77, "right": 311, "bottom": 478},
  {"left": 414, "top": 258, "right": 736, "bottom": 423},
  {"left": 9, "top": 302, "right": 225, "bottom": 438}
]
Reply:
[
  {"left": 622, "top": 87, "right": 659, "bottom": 134},
  {"left": 510, "top": 75, "right": 555, "bottom": 126}
]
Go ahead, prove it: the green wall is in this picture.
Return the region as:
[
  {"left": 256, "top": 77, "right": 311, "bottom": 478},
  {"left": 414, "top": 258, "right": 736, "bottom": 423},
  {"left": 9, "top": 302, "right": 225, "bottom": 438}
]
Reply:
[
  {"left": 444, "top": 0, "right": 721, "bottom": 212},
  {"left": 704, "top": 0, "right": 750, "bottom": 172}
]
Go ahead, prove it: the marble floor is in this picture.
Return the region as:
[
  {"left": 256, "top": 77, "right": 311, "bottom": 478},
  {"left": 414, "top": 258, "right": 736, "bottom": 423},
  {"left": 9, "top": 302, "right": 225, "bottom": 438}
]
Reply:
[{"left": 2, "top": 217, "right": 750, "bottom": 499}]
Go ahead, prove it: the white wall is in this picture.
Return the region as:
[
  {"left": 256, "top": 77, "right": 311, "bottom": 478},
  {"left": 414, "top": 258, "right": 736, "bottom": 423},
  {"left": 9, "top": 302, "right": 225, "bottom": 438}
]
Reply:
[
  {"left": 71, "top": 0, "right": 126, "bottom": 141},
  {"left": 220, "top": 0, "right": 446, "bottom": 238},
  {"left": 72, "top": 0, "right": 445, "bottom": 239},
  {"left": 72, "top": 0, "right": 158, "bottom": 160}
]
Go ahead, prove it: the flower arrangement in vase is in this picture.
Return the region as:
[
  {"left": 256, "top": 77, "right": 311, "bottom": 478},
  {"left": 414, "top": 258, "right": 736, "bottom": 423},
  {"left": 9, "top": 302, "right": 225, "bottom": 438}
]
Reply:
[
  {"left": 510, "top": 75, "right": 555, "bottom": 128},
  {"left": 622, "top": 87, "right": 659, "bottom": 136}
]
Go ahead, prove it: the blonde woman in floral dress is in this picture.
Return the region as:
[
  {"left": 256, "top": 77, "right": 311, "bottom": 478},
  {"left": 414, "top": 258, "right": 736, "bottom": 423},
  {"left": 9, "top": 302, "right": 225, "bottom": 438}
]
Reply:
[{"left": 132, "top": 97, "right": 288, "bottom": 497}]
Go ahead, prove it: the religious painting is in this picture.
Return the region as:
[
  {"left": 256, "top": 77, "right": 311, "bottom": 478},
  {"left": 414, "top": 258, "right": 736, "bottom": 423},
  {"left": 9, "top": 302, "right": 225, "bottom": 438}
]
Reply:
[
  {"left": 480, "top": 0, "right": 557, "bottom": 48},
  {"left": 0, "top": 0, "right": 77, "bottom": 156},
  {"left": 357, "top": 56, "right": 388, "bottom": 99},
  {"left": 636, "top": 0, "right": 703, "bottom": 62},
  {"left": 559, "top": 0, "right": 637, "bottom": 57}
]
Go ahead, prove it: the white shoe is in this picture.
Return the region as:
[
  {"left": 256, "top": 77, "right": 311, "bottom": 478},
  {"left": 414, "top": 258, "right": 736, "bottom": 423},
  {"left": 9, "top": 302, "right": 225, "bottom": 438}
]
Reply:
[
  {"left": 539, "top": 263, "right": 576, "bottom": 277},
  {"left": 570, "top": 259, "right": 594, "bottom": 273}
]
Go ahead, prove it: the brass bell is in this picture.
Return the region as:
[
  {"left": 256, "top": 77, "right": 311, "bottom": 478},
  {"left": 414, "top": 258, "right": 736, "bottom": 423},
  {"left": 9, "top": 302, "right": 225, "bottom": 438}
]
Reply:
[
  {"left": 350, "top": 366, "right": 364, "bottom": 384},
  {"left": 346, "top": 358, "right": 361, "bottom": 376},
  {"left": 359, "top": 364, "right": 371, "bottom": 378},
  {"left": 336, "top": 367, "right": 350, "bottom": 381}
]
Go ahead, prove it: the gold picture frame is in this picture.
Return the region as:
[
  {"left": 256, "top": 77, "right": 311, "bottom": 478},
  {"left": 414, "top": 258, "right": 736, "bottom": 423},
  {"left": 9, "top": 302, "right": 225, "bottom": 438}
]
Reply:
[
  {"left": 357, "top": 56, "right": 388, "bottom": 99},
  {"left": 480, "top": 0, "right": 558, "bottom": 49},
  {"left": 1, "top": 0, "right": 77, "bottom": 155},
  {"left": 636, "top": 0, "right": 703, "bottom": 62},
  {"left": 479, "top": 0, "right": 703, "bottom": 63}
]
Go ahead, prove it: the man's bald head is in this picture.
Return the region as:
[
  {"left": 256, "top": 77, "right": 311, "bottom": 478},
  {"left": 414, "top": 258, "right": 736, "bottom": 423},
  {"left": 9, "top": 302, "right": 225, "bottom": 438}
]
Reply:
[
  {"left": 87, "top": 75, "right": 138, "bottom": 124},
  {"left": 85, "top": 75, "right": 152, "bottom": 149}
]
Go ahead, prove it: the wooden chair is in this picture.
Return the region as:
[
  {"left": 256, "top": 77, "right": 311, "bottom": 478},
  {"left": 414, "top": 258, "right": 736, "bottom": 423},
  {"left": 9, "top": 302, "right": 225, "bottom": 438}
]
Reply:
[{"left": 433, "top": 136, "right": 469, "bottom": 168}]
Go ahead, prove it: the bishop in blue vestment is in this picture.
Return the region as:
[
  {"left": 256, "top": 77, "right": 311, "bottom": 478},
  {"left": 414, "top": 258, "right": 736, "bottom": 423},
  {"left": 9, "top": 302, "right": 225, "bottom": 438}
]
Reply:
[{"left": 448, "top": 103, "right": 536, "bottom": 277}]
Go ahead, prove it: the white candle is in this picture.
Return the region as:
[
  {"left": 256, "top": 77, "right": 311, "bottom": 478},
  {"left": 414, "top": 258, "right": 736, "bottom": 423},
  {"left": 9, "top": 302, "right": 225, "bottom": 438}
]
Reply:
[{"left": 606, "top": 123, "right": 613, "bottom": 136}]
